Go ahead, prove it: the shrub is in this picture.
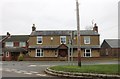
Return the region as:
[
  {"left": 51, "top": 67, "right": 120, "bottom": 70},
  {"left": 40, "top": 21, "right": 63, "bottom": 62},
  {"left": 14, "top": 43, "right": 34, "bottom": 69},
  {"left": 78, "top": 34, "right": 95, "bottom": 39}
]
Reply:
[{"left": 18, "top": 54, "right": 24, "bottom": 61}]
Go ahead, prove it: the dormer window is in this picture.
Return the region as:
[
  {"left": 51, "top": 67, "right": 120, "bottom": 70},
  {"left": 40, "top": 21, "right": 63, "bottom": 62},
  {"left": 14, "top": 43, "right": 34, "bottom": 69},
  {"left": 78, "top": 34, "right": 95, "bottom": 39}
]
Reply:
[
  {"left": 5, "top": 42, "right": 13, "bottom": 47},
  {"left": 60, "top": 36, "right": 66, "bottom": 44},
  {"left": 20, "top": 42, "right": 26, "bottom": 47},
  {"left": 84, "top": 36, "right": 90, "bottom": 44},
  {"left": 37, "top": 36, "right": 43, "bottom": 44}
]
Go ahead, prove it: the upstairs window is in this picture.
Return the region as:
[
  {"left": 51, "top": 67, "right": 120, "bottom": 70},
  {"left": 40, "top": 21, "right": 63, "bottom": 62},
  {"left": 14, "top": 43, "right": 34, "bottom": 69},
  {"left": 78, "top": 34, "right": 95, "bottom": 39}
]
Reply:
[
  {"left": 20, "top": 42, "right": 26, "bottom": 47},
  {"left": 5, "top": 42, "right": 13, "bottom": 47},
  {"left": 84, "top": 36, "right": 90, "bottom": 44},
  {"left": 60, "top": 36, "right": 66, "bottom": 44},
  {"left": 37, "top": 36, "right": 43, "bottom": 44}
]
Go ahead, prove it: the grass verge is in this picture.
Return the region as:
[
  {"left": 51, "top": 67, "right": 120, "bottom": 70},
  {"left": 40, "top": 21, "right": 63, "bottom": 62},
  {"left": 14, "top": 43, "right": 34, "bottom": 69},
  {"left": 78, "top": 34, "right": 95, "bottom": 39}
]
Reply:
[{"left": 50, "top": 64, "right": 119, "bottom": 75}]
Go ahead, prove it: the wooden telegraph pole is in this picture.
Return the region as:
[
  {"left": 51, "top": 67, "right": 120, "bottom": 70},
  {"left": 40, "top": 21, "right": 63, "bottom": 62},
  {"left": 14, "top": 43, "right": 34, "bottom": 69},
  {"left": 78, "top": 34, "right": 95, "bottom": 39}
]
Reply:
[{"left": 76, "top": 0, "right": 81, "bottom": 67}]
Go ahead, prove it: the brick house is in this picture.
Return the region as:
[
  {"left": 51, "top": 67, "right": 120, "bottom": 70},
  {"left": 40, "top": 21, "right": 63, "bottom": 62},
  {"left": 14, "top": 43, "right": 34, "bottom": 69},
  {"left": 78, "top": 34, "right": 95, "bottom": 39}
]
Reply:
[
  {"left": 27, "top": 24, "right": 100, "bottom": 61},
  {"left": 100, "top": 39, "right": 120, "bottom": 57},
  {"left": 2, "top": 35, "right": 29, "bottom": 61}
]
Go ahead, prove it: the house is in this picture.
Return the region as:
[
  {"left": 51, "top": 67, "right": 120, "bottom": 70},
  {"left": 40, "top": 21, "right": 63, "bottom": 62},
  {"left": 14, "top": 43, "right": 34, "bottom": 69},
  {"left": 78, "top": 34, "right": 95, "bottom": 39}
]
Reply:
[
  {"left": 100, "top": 39, "right": 120, "bottom": 57},
  {"left": 27, "top": 24, "right": 100, "bottom": 61},
  {"left": 2, "top": 35, "right": 29, "bottom": 61}
]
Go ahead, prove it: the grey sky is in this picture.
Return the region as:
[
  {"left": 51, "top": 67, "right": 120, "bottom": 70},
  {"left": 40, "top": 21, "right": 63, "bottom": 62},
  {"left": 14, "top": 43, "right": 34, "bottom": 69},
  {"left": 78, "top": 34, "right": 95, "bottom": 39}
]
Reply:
[{"left": 0, "top": 0, "right": 119, "bottom": 43}]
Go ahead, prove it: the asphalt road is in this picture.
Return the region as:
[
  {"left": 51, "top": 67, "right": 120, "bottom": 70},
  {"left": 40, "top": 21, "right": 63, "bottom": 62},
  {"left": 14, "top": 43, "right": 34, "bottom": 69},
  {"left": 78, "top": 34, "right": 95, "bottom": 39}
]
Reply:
[{"left": 1, "top": 59, "right": 118, "bottom": 79}]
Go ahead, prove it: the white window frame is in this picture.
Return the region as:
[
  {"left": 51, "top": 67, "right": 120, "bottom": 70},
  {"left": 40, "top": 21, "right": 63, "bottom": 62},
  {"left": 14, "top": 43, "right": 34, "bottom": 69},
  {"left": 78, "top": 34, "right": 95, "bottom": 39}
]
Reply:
[
  {"left": 35, "top": 49, "right": 44, "bottom": 57},
  {"left": 60, "top": 36, "right": 66, "bottom": 44},
  {"left": 37, "top": 36, "right": 43, "bottom": 44},
  {"left": 5, "top": 42, "right": 13, "bottom": 47},
  {"left": 55, "top": 51, "right": 58, "bottom": 57},
  {"left": 6, "top": 52, "right": 9, "bottom": 57},
  {"left": 84, "top": 36, "right": 90, "bottom": 44},
  {"left": 84, "top": 49, "right": 91, "bottom": 57},
  {"left": 20, "top": 42, "right": 26, "bottom": 47}
]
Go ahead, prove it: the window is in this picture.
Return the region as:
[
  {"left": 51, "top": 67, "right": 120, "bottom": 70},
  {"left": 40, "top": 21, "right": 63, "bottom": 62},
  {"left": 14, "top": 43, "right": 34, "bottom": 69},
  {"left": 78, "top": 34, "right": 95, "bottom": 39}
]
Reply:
[
  {"left": 84, "top": 49, "right": 91, "bottom": 57},
  {"left": 60, "top": 36, "right": 66, "bottom": 44},
  {"left": 20, "top": 42, "right": 26, "bottom": 47},
  {"left": 84, "top": 36, "right": 90, "bottom": 44},
  {"left": 37, "top": 36, "right": 43, "bottom": 44},
  {"left": 105, "top": 49, "right": 108, "bottom": 55},
  {"left": 5, "top": 42, "right": 13, "bottom": 47},
  {"left": 0, "top": 53, "right": 3, "bottom": 56},
  {"left": 55, "top": 52, "right": 58, "bottom": 57},
  {"left": 6, "top": 52, "right": 9, "bottom": 57},
  {"left": 36, "top": 49, "right": 44, "bottom": 57}
]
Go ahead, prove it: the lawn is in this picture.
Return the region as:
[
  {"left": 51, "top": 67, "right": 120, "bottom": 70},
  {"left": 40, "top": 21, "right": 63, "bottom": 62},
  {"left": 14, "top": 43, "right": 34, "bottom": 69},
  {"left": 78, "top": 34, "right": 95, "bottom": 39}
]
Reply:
[{"left": 50, "top": 64, "right": 119, "bottom": 75}]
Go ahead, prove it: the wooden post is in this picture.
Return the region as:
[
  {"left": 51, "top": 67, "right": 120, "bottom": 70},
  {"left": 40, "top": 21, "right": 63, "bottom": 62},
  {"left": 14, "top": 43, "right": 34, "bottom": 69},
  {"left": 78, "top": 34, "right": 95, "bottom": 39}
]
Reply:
[{"left": 76, "top": 0, "right": 81, "bottom": 67}]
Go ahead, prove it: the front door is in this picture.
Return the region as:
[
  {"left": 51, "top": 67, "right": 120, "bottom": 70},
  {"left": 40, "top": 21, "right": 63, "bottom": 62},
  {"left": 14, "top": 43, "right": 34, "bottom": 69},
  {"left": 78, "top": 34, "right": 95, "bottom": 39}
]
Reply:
[
  {"left": 58, "top": 49, "right": 68, "bottom": 57},
  {"left": 11, "top": 52, "right": 20, "bottom": 61}
]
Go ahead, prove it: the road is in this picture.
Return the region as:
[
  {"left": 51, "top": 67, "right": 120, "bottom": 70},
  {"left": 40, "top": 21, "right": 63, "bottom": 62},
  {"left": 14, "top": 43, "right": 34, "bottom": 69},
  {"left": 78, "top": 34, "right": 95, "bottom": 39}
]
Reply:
[{"left": 1, "top": 59, "right": 118, "bottom": 79}]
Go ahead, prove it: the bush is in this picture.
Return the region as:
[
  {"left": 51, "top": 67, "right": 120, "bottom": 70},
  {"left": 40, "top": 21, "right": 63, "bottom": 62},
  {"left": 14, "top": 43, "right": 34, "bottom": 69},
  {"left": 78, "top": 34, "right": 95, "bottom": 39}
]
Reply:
[{"left": 18, "top": 54, "right": 24, "bottom": 61}]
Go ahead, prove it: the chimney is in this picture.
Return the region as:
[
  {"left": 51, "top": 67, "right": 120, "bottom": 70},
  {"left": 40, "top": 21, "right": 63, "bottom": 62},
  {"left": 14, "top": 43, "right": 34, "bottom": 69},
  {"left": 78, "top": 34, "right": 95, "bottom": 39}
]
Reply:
[
  {"left": 7, "top": 32, "right": 10, "bottom": 36},
  {"left": 93, "top": 23, "right": 98, "bottom": 32},
  {"left": 32, "top": 24, "right": 36, "bottom": 31}
]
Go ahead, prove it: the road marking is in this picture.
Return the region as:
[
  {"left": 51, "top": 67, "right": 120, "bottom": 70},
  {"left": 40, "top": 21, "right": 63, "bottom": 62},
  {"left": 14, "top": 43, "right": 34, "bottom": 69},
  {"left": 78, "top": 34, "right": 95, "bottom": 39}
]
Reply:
[
  {"left": 11, "top": 69, "right": 17, "bottom": 72},
  {"left": 30, "top": 71, "right": 38, "bottom": 74},
  {"left": 24, "top": 72, "right": 32, "bottom": 75},
  {"left": 0, "top": 68, "right": 2, "bottom": 71},
  {"left": 19, "top": 70, "right": 28, "bottom": 73},
  {"left": 14, "top": 70, "right": 22, "bottom": 73},
  {"left": 5, "top": 69, "right": 11, "bottom": 72},
  {"left": 3, "top": 68, "right": 48, "bottom": 77},
  {"left": 28, "top": 65, "right": 56, "bottom": 67},
  {"left": 36, "top": 74, "right": 47, "bottom": 76},
  {"left": 28, "top": 65, "right": 37, "bottom": 67},
  {"left": 39, "top": 65, "right": 50, "bottom": 66}
]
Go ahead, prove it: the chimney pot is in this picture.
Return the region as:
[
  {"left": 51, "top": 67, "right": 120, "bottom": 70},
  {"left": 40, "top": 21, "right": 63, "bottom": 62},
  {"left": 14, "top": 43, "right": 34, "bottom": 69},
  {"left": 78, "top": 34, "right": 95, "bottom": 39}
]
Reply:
[
  {"left": 93, "top": 23, "right": 98, "bottom": 32},
  {"left": 32, "top": 24, "right": 36, "bottom": 31}
]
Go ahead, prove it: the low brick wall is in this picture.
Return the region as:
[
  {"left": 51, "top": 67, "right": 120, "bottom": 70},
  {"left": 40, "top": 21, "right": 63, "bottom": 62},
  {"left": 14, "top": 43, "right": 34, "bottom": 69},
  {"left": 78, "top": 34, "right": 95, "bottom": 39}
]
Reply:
[
  {"left": 24, "top": 57, "right": 118, "bottom": 61},
  {"left": 24, "top": 57, "right": 67, "bottom": 61}
]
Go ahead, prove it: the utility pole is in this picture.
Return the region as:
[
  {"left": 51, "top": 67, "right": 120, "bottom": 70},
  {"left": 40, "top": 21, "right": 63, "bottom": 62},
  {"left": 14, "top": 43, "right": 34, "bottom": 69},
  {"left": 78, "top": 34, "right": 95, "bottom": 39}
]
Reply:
[
  {"left": 76, "top": 0, "right": 81, "bottom": 67},
  {"left": 68, "top": 39, "right": 70, "bottom": 65},
  {"left": 71, "top": 31, "right": 74, "bottom": 65}
]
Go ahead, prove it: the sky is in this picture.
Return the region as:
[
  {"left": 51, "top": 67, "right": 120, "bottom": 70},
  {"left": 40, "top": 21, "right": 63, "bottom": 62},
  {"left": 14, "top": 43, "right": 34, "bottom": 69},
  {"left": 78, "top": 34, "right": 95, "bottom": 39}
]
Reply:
[{"left": 0, "top": 0, "right": 119, "bottom": 43}]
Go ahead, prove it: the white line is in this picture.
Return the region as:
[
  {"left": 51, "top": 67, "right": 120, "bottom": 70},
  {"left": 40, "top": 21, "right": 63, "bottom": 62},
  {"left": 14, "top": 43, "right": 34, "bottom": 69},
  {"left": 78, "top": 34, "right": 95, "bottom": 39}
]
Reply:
[
  {"left": 0, "top": 68, "right": 2, "bottom": 71},
  {"left": 19, "top": 70, "right": 28, "bottom": 73},
  {"left": 39, "top": 65, "right": 56, "bottom": 67},
  {"left": 5, "top": 69, "right": 11, "bottom": 72},
  {"left": 14, "top": 71, "right": 22, "bottom": 73},
  {"left": 36, "top": 74, "right": 47, "bottom": 76},
  {"left": 24, "top": 72, "right": 32, "bottom": 75},
  {"left": 11, "top": 69, "right": 17, "bottom": 72},
  {"left": 30, "top": 71, "right": 38, "bottom": 74},
  {"left": 28, "top": 65, "right": 37, "bottom": 67}
]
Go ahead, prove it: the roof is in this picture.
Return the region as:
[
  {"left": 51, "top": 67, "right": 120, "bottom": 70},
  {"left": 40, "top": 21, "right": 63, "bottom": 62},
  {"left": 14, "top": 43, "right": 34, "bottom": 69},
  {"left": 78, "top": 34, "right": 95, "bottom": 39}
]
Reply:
[
  {"left": 104, "top": 39, "right": 120, "bottom": 48},
  {"left": 30, "top": 30, "right": 99, "bottom": 36},
  {"left": 29, "top": 45, "right": 100, "bottom": 49},
  {"left": 1, "top": 35, "right": 29, "bottom": 42},
  {"left": 2, "top": 47, "right": 28, "bottom": 52}
]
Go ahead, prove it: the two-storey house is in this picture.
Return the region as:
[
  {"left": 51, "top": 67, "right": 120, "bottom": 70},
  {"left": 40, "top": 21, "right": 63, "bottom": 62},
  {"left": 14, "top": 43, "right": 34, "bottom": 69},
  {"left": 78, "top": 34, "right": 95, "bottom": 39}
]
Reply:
[
  {"left": 2, "top": 35, "right": 29, "bottom": 61},
  {"left": 27, "top": 24, "right": 100, "bottom": 61}
]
